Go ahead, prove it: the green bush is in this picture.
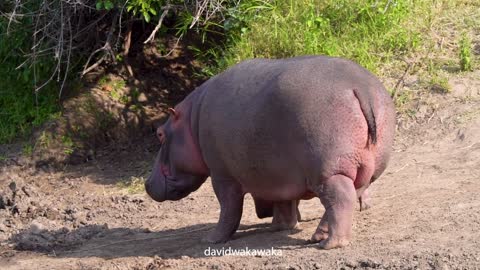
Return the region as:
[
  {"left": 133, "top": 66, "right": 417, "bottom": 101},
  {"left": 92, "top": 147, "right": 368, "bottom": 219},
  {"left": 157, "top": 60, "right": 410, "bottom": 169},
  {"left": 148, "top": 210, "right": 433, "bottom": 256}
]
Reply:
[
  {"left": 217, "top": 0, "right": 422, "bottom": 73},
  {"left": 0, "top": 18, "right": 59, "bottom": 143}
]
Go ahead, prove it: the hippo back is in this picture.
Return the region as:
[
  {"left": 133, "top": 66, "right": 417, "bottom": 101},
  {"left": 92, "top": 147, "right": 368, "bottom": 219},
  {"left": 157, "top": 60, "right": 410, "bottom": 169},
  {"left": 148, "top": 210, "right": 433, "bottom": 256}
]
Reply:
[{"left": 195, "top": 56, "right": 394, "bottom": 199}]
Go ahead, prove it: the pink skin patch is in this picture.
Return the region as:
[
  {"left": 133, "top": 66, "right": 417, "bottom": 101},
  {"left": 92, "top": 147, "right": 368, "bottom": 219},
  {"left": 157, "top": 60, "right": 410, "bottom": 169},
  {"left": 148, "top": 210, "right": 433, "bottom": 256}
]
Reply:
[{"left": 161, "top": 164, "right": 171, "bottom": 177}]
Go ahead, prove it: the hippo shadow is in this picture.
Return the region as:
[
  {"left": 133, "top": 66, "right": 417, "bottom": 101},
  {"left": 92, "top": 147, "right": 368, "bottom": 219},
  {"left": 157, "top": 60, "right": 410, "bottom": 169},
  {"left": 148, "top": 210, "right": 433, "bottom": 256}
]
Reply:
[{"left": 9, "top": 222, "right": 316, "bottom": 259}]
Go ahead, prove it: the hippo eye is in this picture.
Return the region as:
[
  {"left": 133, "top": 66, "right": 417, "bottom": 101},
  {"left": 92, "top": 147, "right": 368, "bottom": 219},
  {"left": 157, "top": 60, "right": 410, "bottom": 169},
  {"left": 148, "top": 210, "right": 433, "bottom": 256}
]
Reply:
[{"left": 157, "top": 130, "right": 166, "bottom": 144}]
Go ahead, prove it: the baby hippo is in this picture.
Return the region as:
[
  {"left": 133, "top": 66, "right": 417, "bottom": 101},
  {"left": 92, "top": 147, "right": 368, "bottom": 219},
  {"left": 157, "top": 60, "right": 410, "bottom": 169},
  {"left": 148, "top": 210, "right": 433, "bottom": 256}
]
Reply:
[{"left": 145, "top": 55, "right": 395, "bottom": 249}]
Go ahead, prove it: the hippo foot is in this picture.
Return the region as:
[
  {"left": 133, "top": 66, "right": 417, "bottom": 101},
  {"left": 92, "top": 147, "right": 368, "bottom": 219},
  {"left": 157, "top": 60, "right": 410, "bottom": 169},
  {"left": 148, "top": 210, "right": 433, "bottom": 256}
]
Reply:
[
  {"left": 315, "top": 174, "right": 356, "bottom": 250},
  {"left": 311, "top": 212, "right": 329, "bottom": 242},
  {"left": 310, "top": 230, "right": 328, "bottom": 242},
  {"left": 318, "top": 237, "right": 350, "bottom": 250},
  {"left": 201, "top": 231, "right": 231, "bottom": 244},
  {"left": 270, "top": 200, "right": 300, "bottom": 231},
  {"left": 359, "top": 200, "right": 372, "bottom": 211},
  {"left": 358, "top": 188, "right": 372, "bottom": 212}
]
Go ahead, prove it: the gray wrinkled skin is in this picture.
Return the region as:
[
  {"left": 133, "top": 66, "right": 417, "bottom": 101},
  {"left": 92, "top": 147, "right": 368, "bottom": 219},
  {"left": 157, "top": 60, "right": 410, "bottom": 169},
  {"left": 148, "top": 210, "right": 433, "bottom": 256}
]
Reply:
[{"left": 146, "top": 56, "right": 396, "bottom": 249}]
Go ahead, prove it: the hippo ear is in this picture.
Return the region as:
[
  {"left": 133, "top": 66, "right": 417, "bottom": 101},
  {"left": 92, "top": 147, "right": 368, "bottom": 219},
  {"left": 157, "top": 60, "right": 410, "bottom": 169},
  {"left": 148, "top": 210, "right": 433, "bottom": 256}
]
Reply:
[{"left": 167, "top": 107, "right": 179, "bottom": 120}]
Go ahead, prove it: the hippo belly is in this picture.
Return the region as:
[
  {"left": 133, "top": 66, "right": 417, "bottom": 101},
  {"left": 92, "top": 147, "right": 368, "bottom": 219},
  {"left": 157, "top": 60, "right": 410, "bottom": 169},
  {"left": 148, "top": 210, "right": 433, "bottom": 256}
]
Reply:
[{"left": 239, "top": 171, "right": 310, "bottom": 201}]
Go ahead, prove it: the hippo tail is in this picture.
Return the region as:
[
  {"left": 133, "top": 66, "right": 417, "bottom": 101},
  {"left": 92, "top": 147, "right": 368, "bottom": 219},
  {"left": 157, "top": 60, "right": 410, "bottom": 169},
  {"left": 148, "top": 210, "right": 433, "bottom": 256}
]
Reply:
[{"left": 353, "top": 88, "right": 377, "bottom": 145}]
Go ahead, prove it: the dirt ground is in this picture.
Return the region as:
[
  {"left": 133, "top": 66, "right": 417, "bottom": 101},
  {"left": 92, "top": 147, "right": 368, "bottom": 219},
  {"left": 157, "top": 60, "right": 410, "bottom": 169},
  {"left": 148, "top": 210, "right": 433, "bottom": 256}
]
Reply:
[{"left": 0, "top": 68, "right": 479, "bottom": 269}]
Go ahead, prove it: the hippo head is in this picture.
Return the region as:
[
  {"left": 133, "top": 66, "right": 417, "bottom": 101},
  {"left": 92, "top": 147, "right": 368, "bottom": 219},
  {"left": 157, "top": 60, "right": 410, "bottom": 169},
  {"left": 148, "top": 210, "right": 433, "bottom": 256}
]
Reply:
[{"left": 145, "top": 106, "right": 209, "bottom": 202}]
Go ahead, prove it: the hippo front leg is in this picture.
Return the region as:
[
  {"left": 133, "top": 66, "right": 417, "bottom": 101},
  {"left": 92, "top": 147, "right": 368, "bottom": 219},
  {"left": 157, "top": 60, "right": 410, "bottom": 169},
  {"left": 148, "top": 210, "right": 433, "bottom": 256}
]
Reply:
[
  {"left": 314, "top": 174, "right": 356, "bottom": 249},
  {"left": 203, "top": 176, "right": 245, "bottom": 243}
]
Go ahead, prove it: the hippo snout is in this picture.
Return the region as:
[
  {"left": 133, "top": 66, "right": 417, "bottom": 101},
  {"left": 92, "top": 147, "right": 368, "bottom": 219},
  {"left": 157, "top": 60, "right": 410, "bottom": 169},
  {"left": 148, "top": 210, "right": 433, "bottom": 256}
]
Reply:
[{"left": 145, "top": 177, "right": 166, "bottom": 202}]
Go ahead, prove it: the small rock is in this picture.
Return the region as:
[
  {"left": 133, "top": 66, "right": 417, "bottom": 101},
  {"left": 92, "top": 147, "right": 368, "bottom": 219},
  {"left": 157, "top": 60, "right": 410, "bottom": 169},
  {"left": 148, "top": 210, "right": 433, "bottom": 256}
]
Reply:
[
  {"left": 21, "top": 186, "right": 32, "bottom": 197},
  {"left": 0, "top": 194, "right": 6, "bottom": 210},
  {"left": 76, "top": 215, "right": 87, "bottom": 226},
  {"left": 0, "top": 223, "right": 7, "bottom": 232},
  {"left": 344, "top": 260, "right": 358, "bottom": 268},
  {"left": 359, "top": 259, "right": 380, "bottom": 268},
  {"left": 8, "top": 182, "right": 17, "bottom": 193},
  {"left": 44, "top": 208, "right": 60, "bottom": 220},
  {"left": 210, "top": 265, "right": 220, "bottom": 270},
  {"left": 138, "top": 93, "right": 148, "bottom": 102},
  {"left": 29, "top": 220, "right": 45, "bottom": 234}
]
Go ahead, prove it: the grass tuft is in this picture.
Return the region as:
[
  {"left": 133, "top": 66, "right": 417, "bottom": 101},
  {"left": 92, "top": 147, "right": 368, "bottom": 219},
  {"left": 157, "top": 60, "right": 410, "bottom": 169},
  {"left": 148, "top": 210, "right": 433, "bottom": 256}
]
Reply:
[
  {"left": 459, "top": 33, "right": 473, "bottom": 72},
  {"left": 116, "top": 176, "right": 146, "bottom": 194}
]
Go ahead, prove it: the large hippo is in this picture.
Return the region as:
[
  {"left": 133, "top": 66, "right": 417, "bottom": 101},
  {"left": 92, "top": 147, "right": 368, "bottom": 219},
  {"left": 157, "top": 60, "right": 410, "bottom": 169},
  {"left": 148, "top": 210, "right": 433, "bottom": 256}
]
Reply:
[{"left": 145, "top": 55, "right": 395, "bottom": 249}]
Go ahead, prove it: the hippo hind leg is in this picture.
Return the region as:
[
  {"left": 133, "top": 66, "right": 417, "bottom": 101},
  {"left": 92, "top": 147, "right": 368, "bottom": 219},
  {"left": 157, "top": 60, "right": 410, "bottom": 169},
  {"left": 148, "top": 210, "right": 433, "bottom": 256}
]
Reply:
[
  {"left": 313, "top": 174, "right": 357, "bottom": 249},
  {"left": 271, "top": 200, "right": 300, "bottom": 230},
  {"left": 254, "top": 197, "right": 301, "bottom": 230}
]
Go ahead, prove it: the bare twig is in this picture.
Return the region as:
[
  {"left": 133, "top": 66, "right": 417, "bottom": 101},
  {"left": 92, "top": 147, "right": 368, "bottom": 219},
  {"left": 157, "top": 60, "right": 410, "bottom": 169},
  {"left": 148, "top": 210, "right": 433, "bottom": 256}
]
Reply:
[
  {"left": 159, "top": 36, "right": 182, "bottom": 58},
  {"left": 190, "top": 0, "right": 226, "bottom": 28},
  {"left": 123, "top": 21, "right": 132, "bottom": 56},
  {"left": 59, "top": 16, "right": 73, "bottom": 98},
  {"left": 7, "top": 0, "right": 21, "bottom": 34},
  {"left": 392, "top": 60, "right": 414, "bottom": 99},
  {"left": 3, "top": 0, "right": 237, "bottom": 94},
  {"left": 82, "top": 10, "right": 119, "bottom": 76},
  {"left": 143, "top": 4, "right": 172, "bottom": 44}
]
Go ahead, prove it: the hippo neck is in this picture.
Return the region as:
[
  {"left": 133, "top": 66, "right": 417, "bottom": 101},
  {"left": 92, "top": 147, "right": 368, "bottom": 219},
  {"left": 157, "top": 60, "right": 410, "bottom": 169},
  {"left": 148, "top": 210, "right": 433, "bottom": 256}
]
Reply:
[{"left": 185, "top": 86, "right": 210, "bottom": 176}]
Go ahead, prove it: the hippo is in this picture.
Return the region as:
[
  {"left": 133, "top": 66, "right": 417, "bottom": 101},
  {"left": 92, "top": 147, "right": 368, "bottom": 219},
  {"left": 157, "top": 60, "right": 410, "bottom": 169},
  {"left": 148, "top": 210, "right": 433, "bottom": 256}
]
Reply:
[{"left": 145, "top": 55, "right": 395, "bottom": 249}]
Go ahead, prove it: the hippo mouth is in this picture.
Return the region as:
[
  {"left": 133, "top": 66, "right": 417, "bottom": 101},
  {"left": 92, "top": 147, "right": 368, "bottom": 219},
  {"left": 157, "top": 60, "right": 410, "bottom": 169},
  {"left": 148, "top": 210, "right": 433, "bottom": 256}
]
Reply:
[
  {"left": 145, "top": 147, "right": 195, "bottom": 202},
  {"left": 160, "top": 164, "right": 192, "bottom": 200},
  {"left": 145, "top": 143, "right": 171, "bottom": 202}
]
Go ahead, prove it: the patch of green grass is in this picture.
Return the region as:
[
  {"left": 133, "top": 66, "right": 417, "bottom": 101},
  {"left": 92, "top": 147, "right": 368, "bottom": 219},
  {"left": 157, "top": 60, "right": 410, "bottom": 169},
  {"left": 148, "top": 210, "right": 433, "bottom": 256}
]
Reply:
[
  {"left": 100, "top": 78, "right": 129, "bottom": 104},
  {"left": 459, "top": 33, "right": 473, "bottom": 72},
  {"left": 394, "top": 90, "right": 413, "bottom": 108},
  {"left": 112, "top": 79, "right": 126, "bottom": 90},
  {"left": 156, "top": 42, "right": 168, "bottom": 55},
  {"left": 131, "top": 88, "right": 141, "bottom": 101},
  {"left": 217, "top": 0, "right": 424, "bottom": 74},
  {"left": 98, "top": 75, "right": 110, "bottom": 86},
  {"left": 61, "top": 135, "right": 75, "bottom": 155},
  {"left": 37, "top": 131, "right": 53, "bottom": 148},
  {"left": 22, "top": 144, "right": 34, "bottom": 156},
  {"left": 116, "top": 176, "right": 146, "bottom": 194},
  {"left": 429, "top": 74, "right": 451, "bottom": 94}
]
